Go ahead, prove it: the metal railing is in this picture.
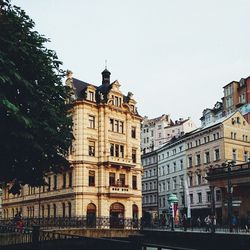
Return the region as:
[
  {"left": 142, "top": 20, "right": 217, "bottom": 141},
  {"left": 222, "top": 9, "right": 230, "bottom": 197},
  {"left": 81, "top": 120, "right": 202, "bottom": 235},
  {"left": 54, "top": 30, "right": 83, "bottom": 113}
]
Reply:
[{"left": 0, "top": 216, "right": 140, "bottom": 229}]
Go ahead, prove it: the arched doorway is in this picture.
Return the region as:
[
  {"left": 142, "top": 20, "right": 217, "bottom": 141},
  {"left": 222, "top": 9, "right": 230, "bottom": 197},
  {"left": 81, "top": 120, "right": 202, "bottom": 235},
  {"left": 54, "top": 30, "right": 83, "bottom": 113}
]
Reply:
[
  {"left": 132, "top": 204, "right": 139, "bottom": 228},
  {"left": 87, "top": 203, "right": 96, "bottom": 228},
  {"left": 110, "top": 203, "right": 124, "bottom": 228}
]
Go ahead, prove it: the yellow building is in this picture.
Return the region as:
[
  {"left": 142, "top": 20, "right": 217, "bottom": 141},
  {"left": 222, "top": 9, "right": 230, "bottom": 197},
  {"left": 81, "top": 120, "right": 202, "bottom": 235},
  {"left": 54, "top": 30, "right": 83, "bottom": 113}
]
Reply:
[
  {"left": 185, "top": 111, "right": 250, "bottom": 221},
  {"left": 2, "top": 69, "right": 143, "bottom": 228}
]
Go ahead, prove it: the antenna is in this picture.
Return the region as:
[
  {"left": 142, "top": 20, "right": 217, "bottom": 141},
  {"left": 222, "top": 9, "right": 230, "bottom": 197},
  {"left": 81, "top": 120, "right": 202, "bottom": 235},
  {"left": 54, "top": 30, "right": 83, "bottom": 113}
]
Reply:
[{"left": 105, "top": 59, "right": 107, "bottom": 69}]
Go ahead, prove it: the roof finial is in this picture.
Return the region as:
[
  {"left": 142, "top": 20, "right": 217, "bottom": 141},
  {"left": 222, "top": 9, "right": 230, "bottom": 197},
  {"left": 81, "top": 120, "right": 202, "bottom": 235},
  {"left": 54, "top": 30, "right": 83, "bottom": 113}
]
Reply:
[{"left": 105, "top": 59, "right": 107, "bottom": 70}]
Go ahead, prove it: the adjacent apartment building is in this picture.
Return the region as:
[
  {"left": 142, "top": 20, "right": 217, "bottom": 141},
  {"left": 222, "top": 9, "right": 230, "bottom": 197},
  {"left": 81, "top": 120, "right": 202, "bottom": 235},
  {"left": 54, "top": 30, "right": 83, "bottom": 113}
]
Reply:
[
  {"left": 186, "top": 111, "right": 250, "bottom": 221},
  {"left": 141, "top": 150, "right": 158, "bottom": 220},
  {"left": 141, "top": 115, "right": 196, "bottom": 154},
  {"left": 157, "top": 136, "right": 187, "bottom": 223},
  {"left": 2, "top": 69, "right": 143, "bottom": 227}
]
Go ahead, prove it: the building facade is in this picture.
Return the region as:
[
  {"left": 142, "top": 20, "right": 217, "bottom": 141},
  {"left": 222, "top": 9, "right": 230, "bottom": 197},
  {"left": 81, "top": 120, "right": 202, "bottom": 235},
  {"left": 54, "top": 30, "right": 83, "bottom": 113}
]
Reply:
[
  {"left": 2, "top": 69, "right": 143, "bottom": 227},
  {"left": 223, "top": 77, "right": 250, "bottom": 122},
  {"left": 157, "top": 137, "right": 187, "bottom": 224},
  {"left": 141, "top": 115, "right": 196, "bottom": 154},
  {"left": 207, "top": 162, "right": 250, "bottom": 223},
  {"left": 141, "top": 114, "right": 172, "bottom": 153},
  {"left": 185, "top": 111, "right": 250, "bottom": 221},
  {"left": 200, "top": 101, "right": 224, "bottom": 127},
  {"left": 141, "top": 150, "right": 158, "bottom": 221}
]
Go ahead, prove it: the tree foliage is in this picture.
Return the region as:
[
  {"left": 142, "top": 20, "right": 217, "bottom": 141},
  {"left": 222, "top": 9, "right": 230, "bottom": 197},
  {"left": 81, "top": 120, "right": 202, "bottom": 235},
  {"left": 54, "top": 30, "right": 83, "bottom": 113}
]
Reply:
[{"left": 0, "top": 0, "right": 73, "bottom": 193}]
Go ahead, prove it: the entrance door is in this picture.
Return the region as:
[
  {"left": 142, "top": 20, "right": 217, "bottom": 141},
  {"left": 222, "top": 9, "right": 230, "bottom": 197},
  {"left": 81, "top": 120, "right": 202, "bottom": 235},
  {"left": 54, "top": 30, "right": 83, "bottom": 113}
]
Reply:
[
  {"left": 110, "top": 203, "right": 124, "bottom": 228},
  {"left": 87, "top": 203, "right": 96, "bottom": 228}
]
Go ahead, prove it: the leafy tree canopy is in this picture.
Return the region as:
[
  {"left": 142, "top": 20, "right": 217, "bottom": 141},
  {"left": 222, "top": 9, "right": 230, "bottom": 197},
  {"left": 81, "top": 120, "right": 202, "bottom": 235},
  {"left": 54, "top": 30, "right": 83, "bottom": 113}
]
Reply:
[{"left": 0, "top": 0, "right": 73, "bottom": 193}]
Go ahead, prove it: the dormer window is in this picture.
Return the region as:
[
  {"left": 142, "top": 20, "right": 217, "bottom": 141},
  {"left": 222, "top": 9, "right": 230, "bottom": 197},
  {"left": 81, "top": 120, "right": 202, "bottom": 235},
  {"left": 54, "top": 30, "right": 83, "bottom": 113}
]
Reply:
[
  {"left": 131, "top": 105, "right": 135, "bottom": 112},
  {"left": 113, "top": 95, "right": 122, "bottom": 107},
  {"left": 88, "top": 91, "right": 95, "bottom": 101}
]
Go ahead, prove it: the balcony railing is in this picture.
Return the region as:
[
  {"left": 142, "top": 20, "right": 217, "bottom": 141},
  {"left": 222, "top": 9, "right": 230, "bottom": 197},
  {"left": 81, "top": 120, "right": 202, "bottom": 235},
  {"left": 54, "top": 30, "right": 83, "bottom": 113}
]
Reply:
[{"left": 108, "top": 186, "right": 132, "bottom": 197}]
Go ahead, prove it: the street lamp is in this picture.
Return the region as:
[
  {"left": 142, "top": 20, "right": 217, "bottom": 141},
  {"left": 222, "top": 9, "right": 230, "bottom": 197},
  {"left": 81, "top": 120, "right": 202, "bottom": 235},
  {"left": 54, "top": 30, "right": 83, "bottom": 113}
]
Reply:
[
  {"left": 222, "top": 161, "right": 234, "bottom": 233},
  {"left": 168, "top": 194, "right": 178, "bottom": 231}
]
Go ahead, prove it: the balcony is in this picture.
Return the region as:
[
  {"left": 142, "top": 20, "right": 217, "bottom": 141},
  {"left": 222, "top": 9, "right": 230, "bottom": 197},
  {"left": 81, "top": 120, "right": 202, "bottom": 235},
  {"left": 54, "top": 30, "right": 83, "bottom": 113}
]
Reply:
[
  {"left": 108, "top": 186, "right": 132, "bottom": 198},
  {"left": 107, "top": 156, "right": 136, "bottom": 168}
]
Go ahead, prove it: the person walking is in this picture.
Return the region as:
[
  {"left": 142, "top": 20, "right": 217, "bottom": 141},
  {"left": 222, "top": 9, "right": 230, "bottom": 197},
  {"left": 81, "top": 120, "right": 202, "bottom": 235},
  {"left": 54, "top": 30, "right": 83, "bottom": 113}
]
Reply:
[
  {"left": 204, "top": 215, "right": 211, "bottom": 232},
  {"left": 197, "top": 217, "right": 201, "bottom": 231},
  {"left": 182, "top": 214, "right": 188, "bottom": 231}
]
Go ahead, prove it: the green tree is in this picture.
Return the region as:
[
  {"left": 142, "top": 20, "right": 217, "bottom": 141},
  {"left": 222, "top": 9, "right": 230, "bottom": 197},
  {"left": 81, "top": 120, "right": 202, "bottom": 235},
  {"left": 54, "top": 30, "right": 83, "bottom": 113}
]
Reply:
[{"left": 0, "top": 0, "right": 73, "bottom": 193}]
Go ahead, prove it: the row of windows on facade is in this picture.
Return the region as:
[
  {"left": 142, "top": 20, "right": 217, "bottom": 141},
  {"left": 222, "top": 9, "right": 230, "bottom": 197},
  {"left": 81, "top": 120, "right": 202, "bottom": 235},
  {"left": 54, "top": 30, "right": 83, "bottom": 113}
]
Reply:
[
  {"left": 89, "top": 171, "right": 138, "bottom": 189},
  {"left": 88, "top": 141, "right": 137, "bottom": 163},
  {"left": 3, "top": 202, "right": 72, "bottom": 219},
  {"left": 88, "top": 115, "right": 137, "bottom": 138},
  {"left": 158, "top": 160, "right": 184, "bottom": 176},
  {"left": 158, "top": 146, "right": 183, "bottom": 161},
  {"left": 230, "top": 132, "right": 248, "bottom": 141},
  {"left": 158, "top": 176, "right": 184, "bottom": 192},
  {"left": 3, "top": 172, "right": 73, "bottom": 199},
  {"left": 187, "top": 133, "right": 220, "bottom": 149},
  {"left": 141, "top": 156, "right": 157, "bottom": 166},
  {"left": 188, "top": 173, "right": 207, "bottom": 187},
  {"left": 188, "top": 148, "right": 249, "bottom": 167},
  {"left": 143, "top": 168, "right": 157, "bottom": 178},
  {"left": 142, "top": 181, "right": 157, "bottom": 191},
  {"left": 87, "top": 91, "right": 133, "bottom": 110},
  {"left": 142, "top": 194, "right": 157, "bottom": 204}
]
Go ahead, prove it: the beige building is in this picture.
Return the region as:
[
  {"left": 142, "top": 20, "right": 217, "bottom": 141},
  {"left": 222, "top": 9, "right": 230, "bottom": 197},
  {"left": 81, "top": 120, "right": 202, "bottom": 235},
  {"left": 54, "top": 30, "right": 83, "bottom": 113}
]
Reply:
[
  {"left": 185, "top": 111, "right": 250, "bottom": 222},
  {"left": 2, "top": 69, "right": 143, "bottom": 227}
]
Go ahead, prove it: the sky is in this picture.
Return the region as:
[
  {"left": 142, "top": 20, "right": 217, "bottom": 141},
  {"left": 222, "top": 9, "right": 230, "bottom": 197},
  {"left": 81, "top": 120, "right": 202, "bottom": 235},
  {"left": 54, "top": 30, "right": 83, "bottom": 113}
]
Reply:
[{"left": 12, "top": 0, "right": 250, "bottom": 125}]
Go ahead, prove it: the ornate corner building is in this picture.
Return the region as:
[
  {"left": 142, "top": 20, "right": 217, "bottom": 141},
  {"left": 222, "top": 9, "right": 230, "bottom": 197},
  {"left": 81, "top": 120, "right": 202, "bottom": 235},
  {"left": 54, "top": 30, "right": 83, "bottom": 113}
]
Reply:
[{"left": 2, "top": 69, "right": 143, "bottom": 227}]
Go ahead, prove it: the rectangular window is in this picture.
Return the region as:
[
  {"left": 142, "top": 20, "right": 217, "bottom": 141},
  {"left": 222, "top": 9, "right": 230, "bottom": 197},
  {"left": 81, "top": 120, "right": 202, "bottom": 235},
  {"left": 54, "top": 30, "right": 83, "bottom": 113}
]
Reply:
[
  {"left": 110, "top": 143, "right": 114, "bottom": 156},
  {"left": 132, "top": 175, "right": 137, "bottom": 189},
  {"left": 62, "top": 173, "right": 66, "bottom": 188},
  {"left": 109, "top": 173, "right": 115, "bottom": 186},
  {"left": 47, "top": 177, "right": 51, "bottom": 191},
  {"left": 205, "top": 152, "right": 210, "bottom": 164},
  {"left": 53, "top": 175, "right": 57, "bottom": 190},
  {"left": 119, "top": 121, "right": 124, "bottom": 133},
  {"left": 196, "top": 154, "right": 201, "bottom": 165},
  {"left": 89, "top": 171, "right": 95, "bottom": 186},
  {"left": 115, "top": 144, "right": 119, "bottom": 157},
  {"left": 198, "top": 192, "right": 202, "bottom": 203},
  {"left": 89, "top": 141, "right": 95, "bottom": 156},
  {"left": 188, "top": 156, "right": 192, "bottom": 168},
  {"left": 120, "top": 145, "right": 124, "bottom": 158},
  {"left": 207, "top": 191, "right": 211, "bottom": 202},
  {"left": 189, "top": 175, "right": 193, "bottom": 187},
  {"left": 214, "top": 149, "right": 220, "bottom": 161},
  {"left": 68, "top": 172, "right": 72, "bottom": 187},
  {"left": 89, "top": 91, "right": 94, "bottom": 101},
  {"left": 131, "top": 126, "right": 136, "bottom": 138},
  {"left": 216, "top": 190, "right": 221, "bottom": 201},
  {"left": 132, "top": 149, "right": 137, "bottom": 163},
  {"left": 114, "top": 120, "right": 119, "bottom": 132},
  {"left": 119, "top": 174, "right": 125, "bottom": 186},
  {"left": 110, "top": 119, "right": 114, "bottom": 131},
  {"left": 190, "top": 194, "right": 193, "bottom": 204},
  {"left": 89, "top": 115, "right": 95, "bottom": 128}
]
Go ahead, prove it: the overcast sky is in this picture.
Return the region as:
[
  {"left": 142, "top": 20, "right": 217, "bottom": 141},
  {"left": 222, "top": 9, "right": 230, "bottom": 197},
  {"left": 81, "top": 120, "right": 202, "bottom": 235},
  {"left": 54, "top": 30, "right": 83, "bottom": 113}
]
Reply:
[{"left": 13, "top": 0, "right": 250, "bottom": 125}]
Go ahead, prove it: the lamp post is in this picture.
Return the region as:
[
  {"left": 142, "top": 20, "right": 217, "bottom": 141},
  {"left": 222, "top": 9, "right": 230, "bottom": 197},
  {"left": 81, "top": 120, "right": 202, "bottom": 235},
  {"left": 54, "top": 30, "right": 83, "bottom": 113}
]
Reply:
[
  {"left": 227, "top": 162, "right": 233, "bottom": 232},
  {"left": 168, "top": 194, "right": 178, "bottom": 231}
]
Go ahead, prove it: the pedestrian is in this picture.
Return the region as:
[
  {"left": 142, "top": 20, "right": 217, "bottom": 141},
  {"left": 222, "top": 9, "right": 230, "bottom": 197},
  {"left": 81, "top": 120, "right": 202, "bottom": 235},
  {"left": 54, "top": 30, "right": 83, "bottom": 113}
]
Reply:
[
  {"left": 182, "top": 214, "right": 188, "bottom": 231},
  {"left": 204, "top": 215, "right": 211, "bottom": 232},
  {"left": 197, "top": 217, "right": 201, "bottom": 231},
  {"left": 232, "top": 215, "right": 238, "bottom": 232}
]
